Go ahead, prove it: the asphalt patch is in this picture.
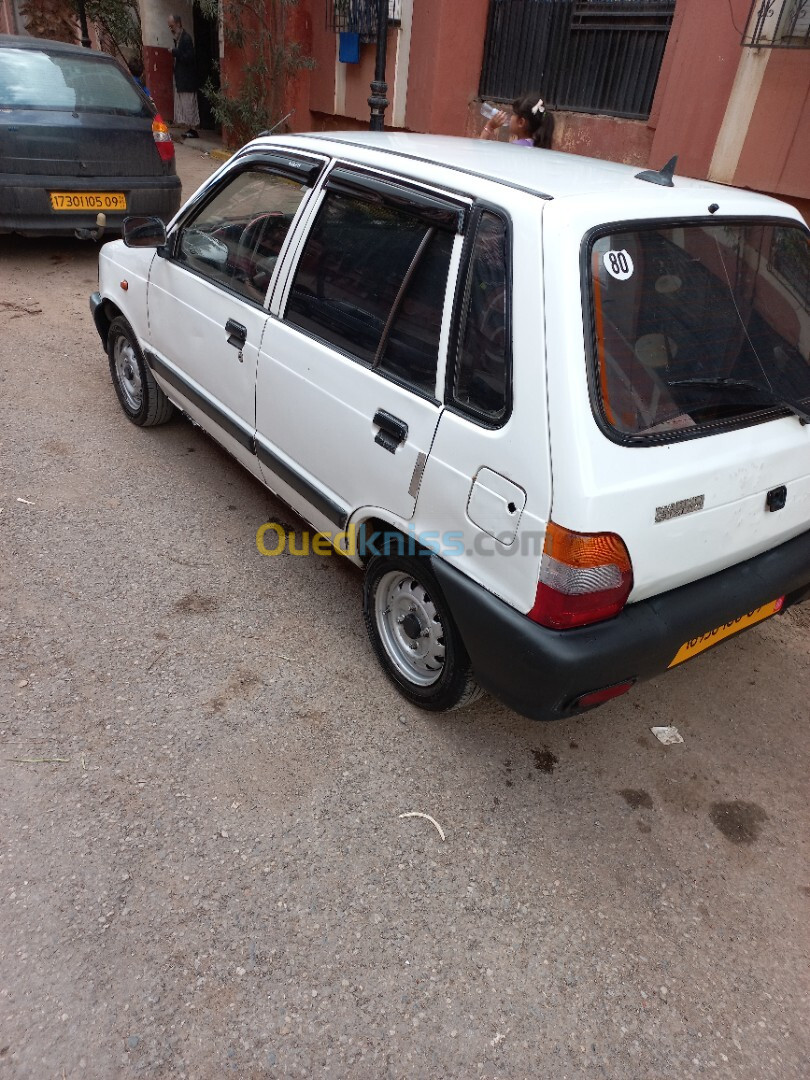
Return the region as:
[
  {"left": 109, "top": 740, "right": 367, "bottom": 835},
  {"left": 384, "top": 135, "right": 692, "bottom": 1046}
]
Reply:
[
  {"left": 620, "top": 788, "right": 654, "bottom": 810},
  {"left": 710, "top": 800, "right": 768, "bottom": 844}
]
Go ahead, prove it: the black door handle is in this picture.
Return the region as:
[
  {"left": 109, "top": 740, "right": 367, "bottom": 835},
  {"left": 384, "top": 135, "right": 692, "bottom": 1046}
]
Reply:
[
  {"left": 373, "top": 409, "right": 408, "bottom": 453},
  {"left": 225, "top": 319, "right": 247, "bottom": 349}
]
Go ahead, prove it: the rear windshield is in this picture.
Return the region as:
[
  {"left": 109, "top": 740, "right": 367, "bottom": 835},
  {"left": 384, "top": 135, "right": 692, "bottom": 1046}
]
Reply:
[
  {"left": 0, "top": 47, "right": 145, "bottom": 113},
  {"left": 588, "top": 221, "right": 810, "bottom": 439}
]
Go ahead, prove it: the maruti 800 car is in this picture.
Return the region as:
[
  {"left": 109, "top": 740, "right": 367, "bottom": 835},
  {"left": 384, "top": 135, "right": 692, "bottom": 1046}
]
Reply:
[{"left": 90, "top": 133, "right": 810, "bottom": 720}]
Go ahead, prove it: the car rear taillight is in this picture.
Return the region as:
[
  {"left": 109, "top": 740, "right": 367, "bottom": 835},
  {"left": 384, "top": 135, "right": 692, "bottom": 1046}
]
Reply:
[
  {"left": 528, "top": 521, "right": 633, "bottom": 630},
  {"left": 152, "top": 114, "right": 175, "bottom": 162}
]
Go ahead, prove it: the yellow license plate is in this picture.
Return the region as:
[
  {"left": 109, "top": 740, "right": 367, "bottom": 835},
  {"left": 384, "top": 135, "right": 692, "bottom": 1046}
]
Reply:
[
  {"left": 668, "top": 597, "right": 784, "bottom": 668},
  {"left": 49, "top": 192, "right": 127, "bottom": 212}
]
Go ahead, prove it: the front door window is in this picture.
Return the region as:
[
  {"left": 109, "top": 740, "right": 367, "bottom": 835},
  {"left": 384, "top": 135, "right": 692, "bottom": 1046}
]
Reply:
[{"left": 176, "top": 169, "right": 310, "bottom": 306}]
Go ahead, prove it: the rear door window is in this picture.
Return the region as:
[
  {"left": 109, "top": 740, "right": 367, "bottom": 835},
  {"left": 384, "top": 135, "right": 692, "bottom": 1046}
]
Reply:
[
  {"left": 284, "top": 186, "right": 456, "bottom": 397},
  {"left": 588, "top": 221, "right": 810, "bottom": 439},
  {"left": 0, "top": 48, "right": 144, "bottom": 113}
]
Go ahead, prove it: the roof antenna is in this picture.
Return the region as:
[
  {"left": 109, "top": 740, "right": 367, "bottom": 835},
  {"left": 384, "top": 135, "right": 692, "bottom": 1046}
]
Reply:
[
  {"left": 635, "top": 155, "right": 678, "bottom": 188},
  {"left": 257, "top": 111, "right": 295, "bottom": 138}
]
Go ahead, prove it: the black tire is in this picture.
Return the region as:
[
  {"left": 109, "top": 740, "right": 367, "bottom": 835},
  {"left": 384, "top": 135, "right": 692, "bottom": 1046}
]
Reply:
[
  {"left": 363, "top": 551, "right": 485, "bottom": 712},
  {"left": 107, "top": 316, "right": 174, "bottom": 427}
]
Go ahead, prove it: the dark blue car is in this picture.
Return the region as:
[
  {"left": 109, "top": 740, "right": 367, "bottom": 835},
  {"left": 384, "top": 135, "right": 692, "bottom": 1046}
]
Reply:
[{"left": 0, "top": 34, "right": 181, "bottom": 237}]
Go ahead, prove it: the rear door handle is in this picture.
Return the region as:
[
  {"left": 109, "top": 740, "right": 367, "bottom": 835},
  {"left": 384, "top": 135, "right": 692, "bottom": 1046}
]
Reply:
[
  {"left": 373, "top": 409, "right": 408, "bottom": 453},
  {"left": 225, "top": 319, "right": 247, "bottom": 349}
]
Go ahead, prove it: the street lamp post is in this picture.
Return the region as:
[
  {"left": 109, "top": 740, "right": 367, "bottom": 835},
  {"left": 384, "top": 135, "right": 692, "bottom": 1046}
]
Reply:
[
  {"left": 368, "top": 0, "right": 389, "bottom": 131},
  {"left": 76, "top": 0, "right": 91, "bottom": 47}
]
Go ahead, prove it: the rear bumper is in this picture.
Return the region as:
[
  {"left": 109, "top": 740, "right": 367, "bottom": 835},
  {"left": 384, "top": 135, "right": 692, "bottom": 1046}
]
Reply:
[
  {"left": 0, "top": 173, "right": 181, "bottom": 236},
  {"left": 430, "top": 528, "right": 810, "bottom": 721}
]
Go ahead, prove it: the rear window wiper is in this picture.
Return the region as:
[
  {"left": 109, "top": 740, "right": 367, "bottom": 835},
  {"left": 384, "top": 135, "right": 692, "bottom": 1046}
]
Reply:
[{"left": 667, "top": 377, "right": 810, "bottom": 426}]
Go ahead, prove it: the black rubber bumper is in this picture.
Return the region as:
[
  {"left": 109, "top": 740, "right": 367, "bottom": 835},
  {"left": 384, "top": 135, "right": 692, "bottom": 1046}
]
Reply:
[{"left": 430, "top": 529, "right": 810, "bottom": 721}]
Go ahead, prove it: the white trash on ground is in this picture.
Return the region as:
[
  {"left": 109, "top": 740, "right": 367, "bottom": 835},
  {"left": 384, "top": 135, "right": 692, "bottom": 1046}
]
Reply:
[{"left": 651, "top": 725, "right": 685, "bottom": 745}]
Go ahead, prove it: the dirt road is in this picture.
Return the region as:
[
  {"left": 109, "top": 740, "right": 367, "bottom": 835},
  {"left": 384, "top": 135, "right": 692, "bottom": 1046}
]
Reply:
[{"left": 1, "top": 141, "right": 809, "bottom": 1079}]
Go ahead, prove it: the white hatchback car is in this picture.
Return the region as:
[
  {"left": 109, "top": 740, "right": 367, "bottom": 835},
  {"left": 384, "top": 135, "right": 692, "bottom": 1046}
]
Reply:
[{"left": 90, "top": 133, "right": 810, "bottom": 720}]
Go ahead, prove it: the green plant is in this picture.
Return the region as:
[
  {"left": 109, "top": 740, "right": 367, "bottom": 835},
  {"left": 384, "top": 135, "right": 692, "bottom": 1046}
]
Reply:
[
  {"left": 196, "top": 0, "right": 315, "bottom": 144},
  {"left": 19, "top": 0, "right": 142, "bottom": 59},
  {"left": 85, "top": 0, "right": 143, "bottom": 61}
]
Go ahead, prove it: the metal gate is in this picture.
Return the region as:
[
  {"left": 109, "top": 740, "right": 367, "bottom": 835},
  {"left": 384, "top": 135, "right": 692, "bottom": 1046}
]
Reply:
[{"left": 479, "top": 0, "right": 676, "bottom": 120}]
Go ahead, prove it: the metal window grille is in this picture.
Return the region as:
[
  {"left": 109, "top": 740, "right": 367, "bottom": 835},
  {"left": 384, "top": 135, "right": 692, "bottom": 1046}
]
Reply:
[
  {"left": 743, "top": 0, "right": 810, "bottom": 48},
  {"left": 479, "top": 0, "right": 676, "bottom": 121},
  {"left": 327, "top": 0, "right": 402, "bottom": 35},
  {"left": 769, "top": 229, "right": 810, "bottom": 309}
]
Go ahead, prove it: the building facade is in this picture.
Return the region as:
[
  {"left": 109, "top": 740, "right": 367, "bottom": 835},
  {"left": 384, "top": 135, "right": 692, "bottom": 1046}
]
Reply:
[
  {"left": 246, "top": 0, "right": 809, "bottom": 222},
  {"left": 4, "top": 0, "right": 808, "bottom": 221}
]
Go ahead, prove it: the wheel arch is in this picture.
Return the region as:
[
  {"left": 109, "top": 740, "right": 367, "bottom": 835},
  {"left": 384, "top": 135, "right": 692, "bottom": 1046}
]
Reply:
[
  {"left": 92, "top": 297, "right": 125, "bottom": 351},
  {"left": 345, "top": 511, "right": 427, "bottom": 567}
]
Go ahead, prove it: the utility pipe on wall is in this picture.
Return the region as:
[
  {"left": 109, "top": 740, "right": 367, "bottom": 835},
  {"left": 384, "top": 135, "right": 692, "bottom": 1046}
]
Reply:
[{"left": 368, "top": 0, "right": 389, "bottom": 130}]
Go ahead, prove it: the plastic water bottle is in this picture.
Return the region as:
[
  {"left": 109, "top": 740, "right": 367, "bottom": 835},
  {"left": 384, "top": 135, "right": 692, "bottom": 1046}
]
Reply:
[{"left": 480, "top": 101, "right": 500, "bottom": 121}]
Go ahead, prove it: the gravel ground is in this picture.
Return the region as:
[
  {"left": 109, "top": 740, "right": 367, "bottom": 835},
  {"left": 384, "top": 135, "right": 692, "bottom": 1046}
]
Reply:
[{"left": 1, "top": 140, "right": 809, "bottom": 1080}]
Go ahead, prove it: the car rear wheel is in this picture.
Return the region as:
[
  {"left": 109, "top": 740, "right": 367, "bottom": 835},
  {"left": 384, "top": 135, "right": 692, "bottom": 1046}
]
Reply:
[
  {"left": 363, "top": 552, "right": 484, "bottom": 712},
  {"left": 108, "top": 316, "right": 174, "bottom": 427}
]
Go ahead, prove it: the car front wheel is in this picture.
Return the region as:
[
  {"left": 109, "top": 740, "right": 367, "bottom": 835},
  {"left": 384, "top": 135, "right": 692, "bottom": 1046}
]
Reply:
[
  {"left": 108, "top": 316, "right": 174, "bottom": 427},
  {"left": 363, "top": 552, "right": 484, "bottom": 712}
]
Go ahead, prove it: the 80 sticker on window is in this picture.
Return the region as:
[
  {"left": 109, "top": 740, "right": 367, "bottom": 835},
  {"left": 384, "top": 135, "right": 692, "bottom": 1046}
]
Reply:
[{"left": 603, "top": 249, "right": 634, "bottom": 281}]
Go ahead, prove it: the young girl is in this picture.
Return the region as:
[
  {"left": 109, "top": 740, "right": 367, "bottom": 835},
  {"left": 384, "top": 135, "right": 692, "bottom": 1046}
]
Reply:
[{"left": 480, "top": 94, "right": 554, "bottom": 149}]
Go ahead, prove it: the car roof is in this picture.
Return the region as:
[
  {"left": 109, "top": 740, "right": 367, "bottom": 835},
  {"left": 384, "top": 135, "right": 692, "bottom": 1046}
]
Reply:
[
  {"left": 252, "top": 131, "right": 794, "bottom": 218},
  {"left": 0, "top": 33, "right": 115, "bottom": 60}
]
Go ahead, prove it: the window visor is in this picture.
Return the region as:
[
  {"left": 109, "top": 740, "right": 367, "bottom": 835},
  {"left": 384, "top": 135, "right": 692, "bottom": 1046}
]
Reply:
[
  {"left": 325, "top": 167, "right": 468, "bottom": 234},
  {"left": 247, "top": 152, "right": 324, "bottom": 188}
]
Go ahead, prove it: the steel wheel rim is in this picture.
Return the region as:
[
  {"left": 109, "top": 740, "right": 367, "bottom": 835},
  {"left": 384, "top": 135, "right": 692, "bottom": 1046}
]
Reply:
[
  {"left": 374, "top": 569, "right": 445, "bottom": 687},
  {"left": 114, "top": 335, "right": 142, "bottom": 412}
]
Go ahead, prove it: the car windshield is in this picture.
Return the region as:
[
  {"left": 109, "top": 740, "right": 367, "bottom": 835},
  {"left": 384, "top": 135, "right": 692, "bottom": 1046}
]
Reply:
[
  {"left": 0, "top": 47, "right": 145, "bottom": 113},
  {"left": 589, "top": 221, "right": 810, "bottom": 437}
]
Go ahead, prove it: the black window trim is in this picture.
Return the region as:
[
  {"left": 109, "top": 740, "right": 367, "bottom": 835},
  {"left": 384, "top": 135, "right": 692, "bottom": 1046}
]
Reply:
[
  {"left": 582, "top": 214, "right": 810, "bottom": 448},
  {"left": 162, "top": 152, "right": 326, "bottom": 310},
  {"left": 443, "top": 201, "right": 514, "bottom": 429}
]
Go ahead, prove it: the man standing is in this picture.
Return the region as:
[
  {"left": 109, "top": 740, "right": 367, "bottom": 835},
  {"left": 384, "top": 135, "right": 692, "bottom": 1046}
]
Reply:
[{"left": 167, "top": 14, "right": 199, "bottom": 139}]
